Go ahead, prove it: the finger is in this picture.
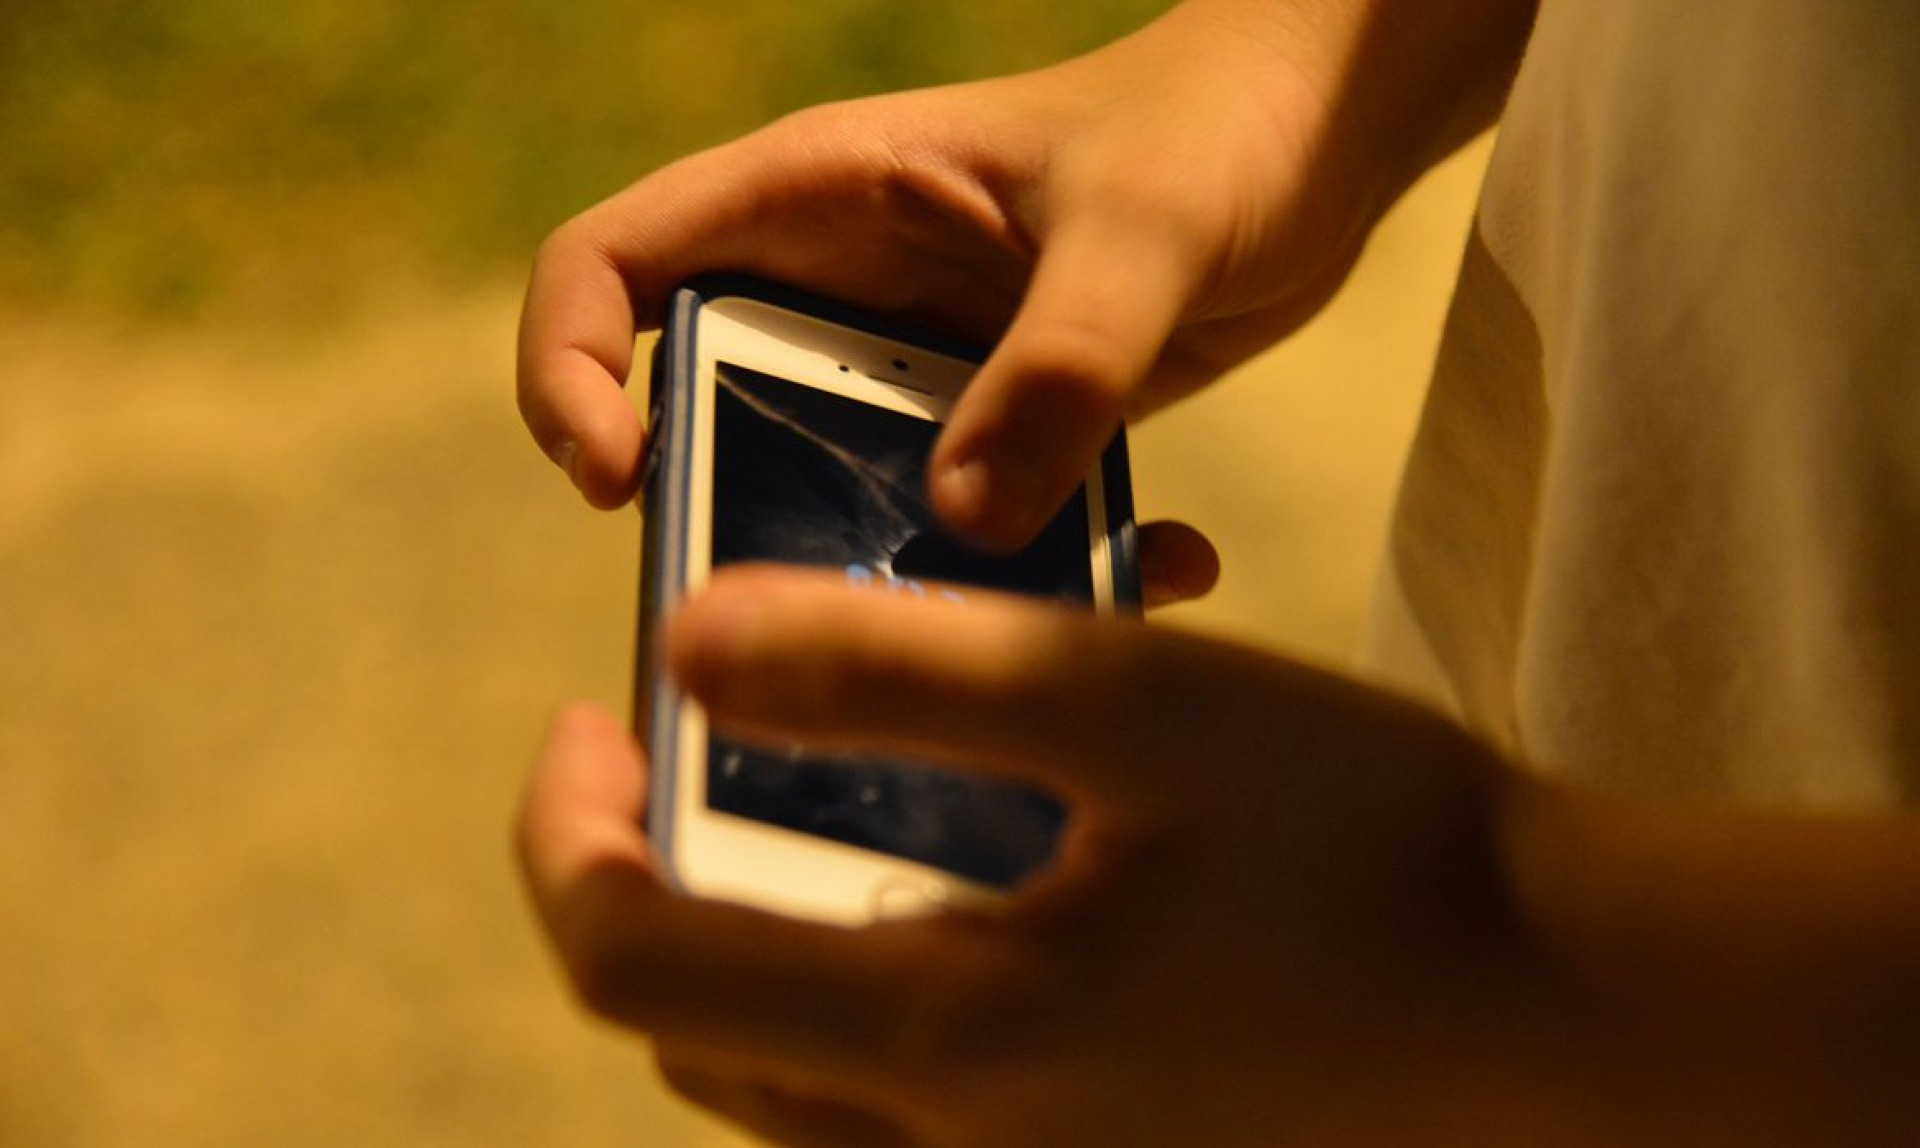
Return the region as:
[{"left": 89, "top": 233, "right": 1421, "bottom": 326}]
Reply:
[
  {"left": 516, "top": 140, "right": 807, "bottom": 509},
  {"left": 515, "top": 702, "right": 653, "bottom": 893},
  {"left": 518, "top": 97, "right": 1041, "bottom": 508},
  {"left": 930, "top": 211, "right": 1201, "bottom": 551},
  {"left": 1136, "top": 519, "right": 1221, "bottom": 609},
  {"left": 517, "top": 224, "right": 649, "bottom": 508},
  {"left": 656, "top": 1054, "right": 913, "bottom": 1148},
  {"left": 666, "top": 567, "right": 1244, "bottom": 814},
  {"left": 517, "top": 704, "right": 1030, "bottom": 1092}
]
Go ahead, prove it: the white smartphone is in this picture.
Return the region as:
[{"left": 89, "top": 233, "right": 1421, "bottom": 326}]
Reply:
[{"left": 637, "top": 275, "right": 1139, "bottom": 926}]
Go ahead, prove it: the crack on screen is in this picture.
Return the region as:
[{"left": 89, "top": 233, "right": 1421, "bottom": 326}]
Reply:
[
  {"left": 705, "top": 361, "right": 1086, "bottom": 888},
  {"left": 715, "top": 368, "right": 923, "bottom": 581},
  {"left": 713, "top": 364, "right": 1095, "bottom": 597}
]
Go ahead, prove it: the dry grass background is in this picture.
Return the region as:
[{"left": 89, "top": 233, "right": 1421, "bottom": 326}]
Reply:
[{"left": 0, "top": 3, "right": 1489, "bottom": 1142}]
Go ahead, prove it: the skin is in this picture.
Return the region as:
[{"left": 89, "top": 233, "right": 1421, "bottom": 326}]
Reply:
[
  {"left": 517, "top": 0, "right": 1533, "bottom": 548},
  {"left": 516, "top": 1, "right": 1920, "bottom": 1143}
]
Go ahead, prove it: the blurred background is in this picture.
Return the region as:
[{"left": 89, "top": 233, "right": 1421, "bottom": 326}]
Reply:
[{"left": 0, "top": 2, "right": 1487, "bottom": 1144}]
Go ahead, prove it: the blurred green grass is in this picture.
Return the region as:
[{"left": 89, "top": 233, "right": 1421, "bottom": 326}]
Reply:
[{"left": 0, "top": 0, "right": 1168, "bottom": 320}]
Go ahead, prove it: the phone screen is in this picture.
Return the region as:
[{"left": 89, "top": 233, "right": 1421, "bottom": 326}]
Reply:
[{"left": 707, "top": 361, "right": 1087, "bottom": 887}]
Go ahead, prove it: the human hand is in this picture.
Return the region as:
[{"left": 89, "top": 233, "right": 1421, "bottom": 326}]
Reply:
[
  {"left": 518, "top": 568, "right": 1589, "bottom": 1147},
  {"left": 519, "top": 0, "right": 1395, "bottom": 549}
]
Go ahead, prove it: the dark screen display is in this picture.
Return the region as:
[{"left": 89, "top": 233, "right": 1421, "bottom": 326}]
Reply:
[{"left": 707, "top": 362, "right": 1086, "bottom": 887}]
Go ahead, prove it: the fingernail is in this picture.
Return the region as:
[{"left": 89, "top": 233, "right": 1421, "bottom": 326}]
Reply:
[{"left": 934, "top": 456, "right": 987, "bottom": 518}]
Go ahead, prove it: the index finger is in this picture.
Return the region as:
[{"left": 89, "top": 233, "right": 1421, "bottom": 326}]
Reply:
[
  {"left": 516, "top": 222, "right": 649, "bottom": 508},
  {"left": 516, "top": 143, "right": 790, "bottom": 509},
  {"left": 665, "top": 567, "right": 1259, "bottom": 818}
]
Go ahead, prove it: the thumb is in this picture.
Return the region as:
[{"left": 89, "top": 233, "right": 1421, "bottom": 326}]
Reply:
[{"left": 929, "top": 212, "right": 1197, "bottom": 550}]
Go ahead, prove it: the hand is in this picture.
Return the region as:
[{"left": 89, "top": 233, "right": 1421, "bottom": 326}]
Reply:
[
  {"left": 518, "top": 568, "right": 1589, "bottom": 1147},
  {"left": 518, "top": 0, "right": 1394, "bottom": 548}
]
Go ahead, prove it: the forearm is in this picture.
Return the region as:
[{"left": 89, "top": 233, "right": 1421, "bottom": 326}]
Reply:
[
  {"left": 1498, "top": 775, "right": 1920, "bottom": 1141},
  {"left": 1169, "top": 0, "right": 1539, "bottom": 216}
]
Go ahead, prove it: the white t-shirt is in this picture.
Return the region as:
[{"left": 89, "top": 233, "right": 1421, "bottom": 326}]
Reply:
[{"left": 1364, "top": 2, "right": 1920, "bottom": 810}]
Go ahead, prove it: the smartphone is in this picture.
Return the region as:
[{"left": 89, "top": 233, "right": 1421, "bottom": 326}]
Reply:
[{"left": 637, "top": 274, "right": 1139, "bottom": 926}]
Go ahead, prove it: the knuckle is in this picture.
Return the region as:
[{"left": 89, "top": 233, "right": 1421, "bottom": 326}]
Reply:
[
  {"left": 530, "top": 214, "right": 595, "bottom": 278},
  {"left": 769, "top": 98, "right": 849, "bottom": 135},
  {"left": 761, "top": 98, "right": 875, "bottom": 161},
  {"left": 761, "top": 97, "right": 939, "bottom": 207}
]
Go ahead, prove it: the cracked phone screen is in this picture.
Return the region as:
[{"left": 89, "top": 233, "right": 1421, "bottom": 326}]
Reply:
[{"left": 708, "top": 362, "right": 1088, "bottom": 888}]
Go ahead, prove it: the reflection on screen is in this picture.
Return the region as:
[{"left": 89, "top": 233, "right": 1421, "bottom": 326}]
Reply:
[{"left": 708, "top": 362, "right": 1086, "bottom": 887}]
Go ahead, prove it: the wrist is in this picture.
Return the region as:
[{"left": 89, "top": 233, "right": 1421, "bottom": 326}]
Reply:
[{"left": 1188, "top": 0, "right": 1537, "bottom": 216}]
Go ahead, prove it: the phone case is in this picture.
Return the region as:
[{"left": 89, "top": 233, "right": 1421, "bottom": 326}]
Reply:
[{"left": 635, "top": 272, "right": 1140, "bottom": 882}]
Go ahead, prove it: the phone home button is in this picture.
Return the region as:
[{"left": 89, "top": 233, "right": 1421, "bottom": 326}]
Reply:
[{"left": 868, "top": 877, "right": 946, "bottom": 921}]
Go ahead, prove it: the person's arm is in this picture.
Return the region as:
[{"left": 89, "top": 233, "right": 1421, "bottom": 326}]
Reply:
[
  {"left": 1500, "top": 780, "right": 1920, "bottom": 1143},
  {"left": 519, "top": 568, "right": 1920, "bottom": 1146},
  {"left": 517, "top": 0, "right": 1537, "bottom": 547}
]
